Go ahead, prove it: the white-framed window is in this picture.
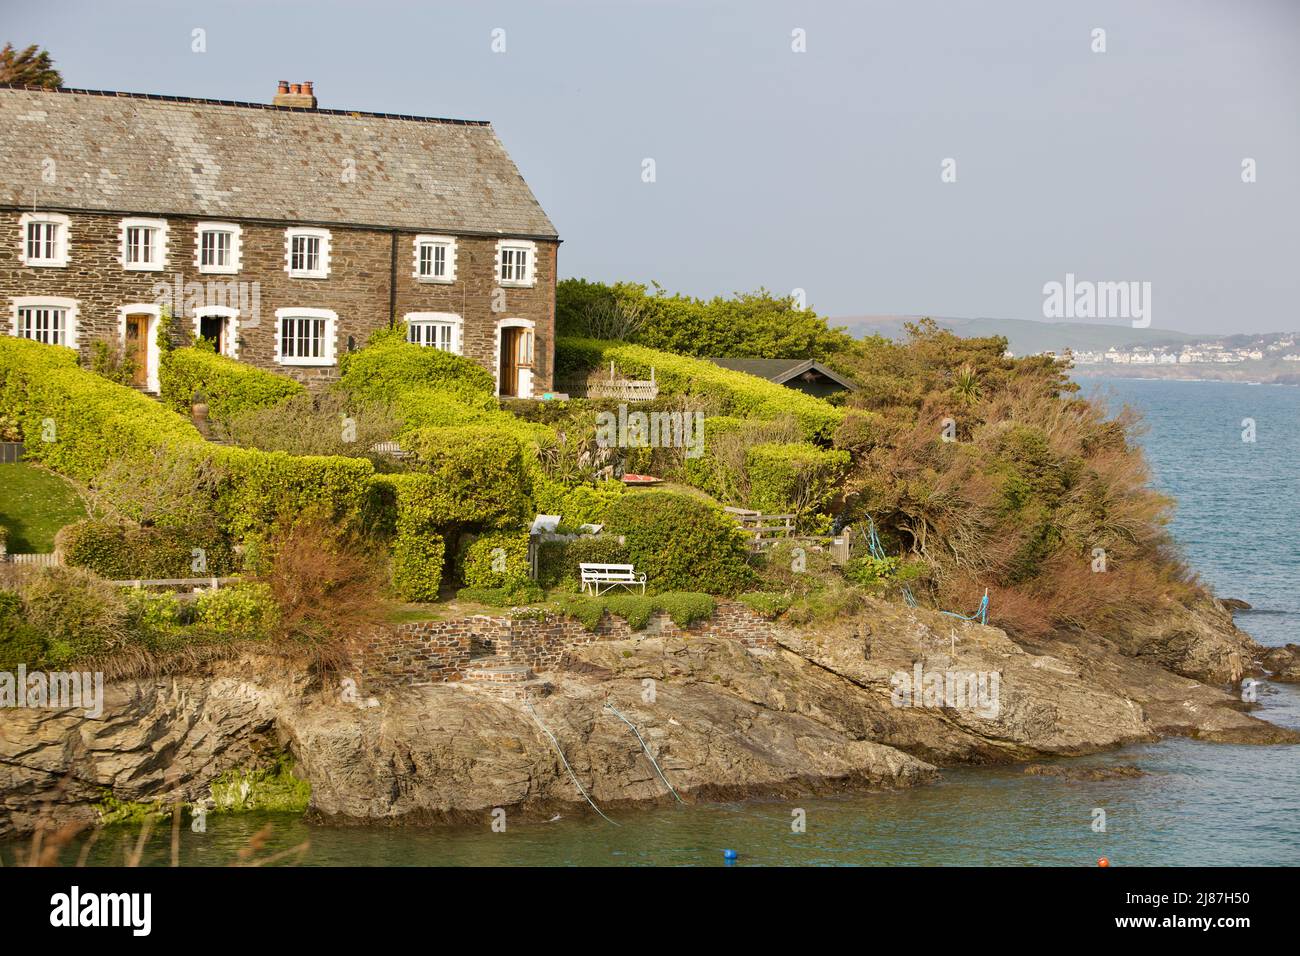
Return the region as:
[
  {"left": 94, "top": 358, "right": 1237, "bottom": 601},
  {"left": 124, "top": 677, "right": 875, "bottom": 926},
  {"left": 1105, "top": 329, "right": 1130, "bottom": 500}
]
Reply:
[
  {"left": 284, "top": 227, "right": 331, "bottom": 279},
  {"left": 412, "top": 235, "right": 457, "bottom": 282},
  {"left": 10, "top": 296, "right": 78, "bottom": 348},
  {"left": 496, "top": 239, "right": 537, "bottom": 287},
  {"left": 404, "top": 312, "right": 462, "bottom": 353},
  {"left": 274, "top": 307, "right": 337, "bottom": 366},
  {"left": 19, "top": 212, "right": 71, "bottom": 268},
  {"left": 119, "top": 217, "right": 168, "bottom": 271},
  {"left": 195, "top": 222, "right": 243, "bottom": 274}
]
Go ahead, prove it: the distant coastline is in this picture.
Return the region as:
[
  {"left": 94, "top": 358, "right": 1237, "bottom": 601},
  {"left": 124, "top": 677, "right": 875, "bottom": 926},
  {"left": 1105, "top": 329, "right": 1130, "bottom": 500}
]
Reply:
[{"left": 1072, "top": 363, "right": 1300, "bottom": 385}]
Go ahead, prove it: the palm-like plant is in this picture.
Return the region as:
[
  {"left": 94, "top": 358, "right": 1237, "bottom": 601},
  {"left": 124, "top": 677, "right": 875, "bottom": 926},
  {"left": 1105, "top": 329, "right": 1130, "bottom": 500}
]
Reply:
[{"left": 0, "top": 43, "right": 62, "bottom": 89}]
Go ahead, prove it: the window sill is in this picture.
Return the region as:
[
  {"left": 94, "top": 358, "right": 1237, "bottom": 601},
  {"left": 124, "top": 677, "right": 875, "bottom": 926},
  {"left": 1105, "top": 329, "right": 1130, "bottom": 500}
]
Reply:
[
  {"left": 275, "top": 357, "right": 336, "bottom": 367},
  {"left": 123, "top": 262, "right": 166, "bottom": 272},
  {"left": 414, "top": 276, "right": 456, "bottom": 284},
  {"left": 21, "top": 260, "right": 67, "bottom": 269},
  {"left": 198, "top": 265, "right": 240, "bottom": 276},
  {"left": 287, "top": 271, "right": 330, "bottom": 280},
  {"left": 497, "top": 279, "right": 535, "bottom": 289}
]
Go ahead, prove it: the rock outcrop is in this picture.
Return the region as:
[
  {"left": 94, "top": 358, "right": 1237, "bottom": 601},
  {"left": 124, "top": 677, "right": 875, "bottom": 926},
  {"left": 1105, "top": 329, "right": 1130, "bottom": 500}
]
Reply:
[{"left": 1, "top": 596, "right": 1295, "bottom": 837}]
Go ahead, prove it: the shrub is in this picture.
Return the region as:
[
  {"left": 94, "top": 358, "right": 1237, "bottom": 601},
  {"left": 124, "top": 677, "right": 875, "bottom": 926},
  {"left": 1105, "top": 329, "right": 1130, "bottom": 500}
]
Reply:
[
  {"left": 0, "top": 337, "right": 202, "bottom": 481},
  {"left": 461, "top": 531, "right": 531, "bottom": 589},
  {"left": 339, "top": 329, "right": 495, "bottom": 405},
  {"left": 400, "top": 427, "right": 532, "bottom": 528},
  {"left": 550, "top": 590, "right": 715, "bottom": 631},
  {"left": 223, "top": 390, "right": 402, "bottom": 461},
  {"left": 159, "top": 348, "right": 305, "bottom": 423},
  {"left": 262, "top": 522, "right": 389, "bottom": 669},
  {"left": 556, "top": 337, "right": 842, "bottom": 441},
  {"left": 89, "top": 444, "right": 227, "bottom": 531},
  {"left": 213, "top": 446, "right": 376, "bottom": 543},
  {"left": 653, "top": 591, "right": 715, "bottom": 626},
  {"left": 604, "top": 490, "right": 754, "bottom": 595},
  {"left": 122, "top": 589, "right": 184, "bottom": 648},
  {"left": 536, "top": 536, "right": 631, "bottom": 590},
  {"left": 58, "top": 520, "right": 236, "bottom": 580},
  {"left": 372, "top": 473, "right": 446, "bottom": 601},
  {"left": 457, "top": 581, "right": 545, "bottom": 607},
  {"left": 602, "top": 594, "right": 655, "bottom": 630},
  {"left": 531, "top": 477, "right": 624, "bottom": 527},
  {"left": 841, "top": 554, "right": 902, "bottom": 589},
  {"left": 19, "top": 567, "right": 129, "bottom": 664},
  {"left": 745, "top": 442, "right": 851, "bottom": 517},
  {"left": 194, "top": 584, "right": 278, "bottom": 641},
  {"left": 738, "top": 591, "right": 793, "bottom": 618},
  {"left": 0, "top": 589, "right": 47, "bottom": 669}
]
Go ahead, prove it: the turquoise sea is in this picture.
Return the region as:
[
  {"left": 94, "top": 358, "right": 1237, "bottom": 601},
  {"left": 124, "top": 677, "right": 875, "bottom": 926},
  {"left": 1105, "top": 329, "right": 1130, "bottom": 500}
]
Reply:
[{"left": 14, "top": 379, "right": 1300, "bottom": 867}]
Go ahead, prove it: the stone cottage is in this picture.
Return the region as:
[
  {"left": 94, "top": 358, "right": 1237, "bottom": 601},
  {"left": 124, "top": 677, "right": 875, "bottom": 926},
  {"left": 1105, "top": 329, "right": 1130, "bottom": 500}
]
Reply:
[{"left": 0, "top": 82, "right": 559, "bottom": 396}]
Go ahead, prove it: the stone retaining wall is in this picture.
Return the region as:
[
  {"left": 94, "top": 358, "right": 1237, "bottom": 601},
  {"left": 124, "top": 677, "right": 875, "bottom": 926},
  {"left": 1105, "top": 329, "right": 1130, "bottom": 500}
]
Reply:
[{"left": 359, "top": 600, "right": 778, "bottom": 689}]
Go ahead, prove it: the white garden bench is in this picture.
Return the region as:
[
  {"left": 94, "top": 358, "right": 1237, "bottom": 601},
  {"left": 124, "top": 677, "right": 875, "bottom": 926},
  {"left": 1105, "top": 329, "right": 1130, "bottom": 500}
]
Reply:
[{"left": 579, "top": 563, "right": 647, "bottom": 596}]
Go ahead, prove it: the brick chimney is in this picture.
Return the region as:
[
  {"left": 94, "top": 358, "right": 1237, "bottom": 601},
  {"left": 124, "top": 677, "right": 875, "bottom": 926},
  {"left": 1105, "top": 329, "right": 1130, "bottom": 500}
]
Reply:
[{"left": 273, "top": 80, "right": 317, "bottom": 109}]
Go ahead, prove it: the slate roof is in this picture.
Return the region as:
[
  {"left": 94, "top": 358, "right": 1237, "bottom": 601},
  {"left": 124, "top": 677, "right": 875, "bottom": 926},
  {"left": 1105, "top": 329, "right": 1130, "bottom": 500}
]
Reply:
[
  {"left": 708, "top": 357, "right": 857, "bottom": 390},
  {"left": 0, "top": 86, "right": 558, "bottom": 239}
]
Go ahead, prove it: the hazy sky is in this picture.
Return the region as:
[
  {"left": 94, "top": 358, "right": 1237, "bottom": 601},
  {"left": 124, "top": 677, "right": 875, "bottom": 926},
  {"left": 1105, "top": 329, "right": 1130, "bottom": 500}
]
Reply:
[{"left": 6, "top": 0, "right": 1299, "bottom": 333}]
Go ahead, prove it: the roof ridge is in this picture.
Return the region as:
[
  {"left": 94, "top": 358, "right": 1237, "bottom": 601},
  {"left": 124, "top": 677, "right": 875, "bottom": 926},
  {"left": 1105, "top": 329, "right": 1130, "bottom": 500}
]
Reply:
[{"left": 0, "top": 84, "right": 491, "bottom": 127}]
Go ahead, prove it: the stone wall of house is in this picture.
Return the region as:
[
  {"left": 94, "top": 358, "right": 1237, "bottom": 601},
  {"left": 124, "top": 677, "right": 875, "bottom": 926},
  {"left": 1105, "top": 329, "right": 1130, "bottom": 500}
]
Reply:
[
  {"left": 359, "top": 600, "right": 779, "bottom": 690},
  {"left": 0, "top": 211, "right": 557, "bottom": 392}
]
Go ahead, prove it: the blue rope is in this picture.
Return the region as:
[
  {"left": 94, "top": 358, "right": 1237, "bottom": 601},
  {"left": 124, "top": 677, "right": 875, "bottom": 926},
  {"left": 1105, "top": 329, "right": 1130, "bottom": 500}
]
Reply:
[{"left": 863, "top": 517, "right": 987, "bottom": 623}]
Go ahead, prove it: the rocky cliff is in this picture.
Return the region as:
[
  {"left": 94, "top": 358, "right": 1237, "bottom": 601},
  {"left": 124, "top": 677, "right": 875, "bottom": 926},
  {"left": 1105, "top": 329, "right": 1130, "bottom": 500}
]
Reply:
[{"left": 1, "top": 597, "right": 1294, "bottom": 837}]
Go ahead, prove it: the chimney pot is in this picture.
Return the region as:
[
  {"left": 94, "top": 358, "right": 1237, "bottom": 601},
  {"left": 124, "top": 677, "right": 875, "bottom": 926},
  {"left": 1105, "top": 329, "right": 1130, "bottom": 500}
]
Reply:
[{"left": 273, "top": 80, "right": 318, "bottom": 109}]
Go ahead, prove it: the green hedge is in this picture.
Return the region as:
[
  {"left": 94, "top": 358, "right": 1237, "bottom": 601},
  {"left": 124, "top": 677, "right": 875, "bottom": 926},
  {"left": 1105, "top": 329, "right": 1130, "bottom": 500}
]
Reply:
[
  {"left": 194, "top": 583, "right": 279, "bottom": 640},
  {"left": 461, "top": 531, "right": 531, "bottom": 588},
  {"left": 57, "top": 520, "right": 236, "bottom": 579},
  {"left": 551, "top": 591, "right": 716, "bottom": 631},
  {"left": 400, "top": 426, "right": 532, "bottom": 528},
  {"left": 745, "top": 442, "right": 851, "bottom": 515},
  {"left": 531, "top": 477, "right": 624, "bottom": 527},
  {"left": 604, "top": 490, "right": 754, "bottom": 595},
  {"left": 556, "top": 337, "right": 842, "bottom": 441},
  {"left": 0, "top": 337, "right": 202, "bottom": 481},
  {"left": 159, "top": 348, "right": 305, "bottom": 423},
  {"left": 370, "top": 474, "right": 446, "bottom": 601},
  {"left": 536, "top": 535, "right": 631, "bottom": 590},
  {"left": 339, "top": 329, "right": 495, "bottom": 404}
]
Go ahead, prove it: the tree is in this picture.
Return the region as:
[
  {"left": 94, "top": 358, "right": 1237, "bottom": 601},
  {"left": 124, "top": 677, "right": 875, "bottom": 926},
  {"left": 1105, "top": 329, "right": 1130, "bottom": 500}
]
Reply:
[{"left": 0, "top": 43, "right": 61, "bottom": 88}]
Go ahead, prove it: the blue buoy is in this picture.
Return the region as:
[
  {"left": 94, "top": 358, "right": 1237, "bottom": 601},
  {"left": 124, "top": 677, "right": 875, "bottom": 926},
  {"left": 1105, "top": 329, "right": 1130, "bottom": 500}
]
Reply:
[{"left": 723, "top": 849, "right": 737, "bottom": 860}]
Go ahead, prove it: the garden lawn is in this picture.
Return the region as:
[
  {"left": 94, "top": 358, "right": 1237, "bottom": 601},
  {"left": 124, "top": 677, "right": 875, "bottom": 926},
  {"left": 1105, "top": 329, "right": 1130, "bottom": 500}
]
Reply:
[{"left": 0, "top": 462, "right": 88, "bottom": 552}]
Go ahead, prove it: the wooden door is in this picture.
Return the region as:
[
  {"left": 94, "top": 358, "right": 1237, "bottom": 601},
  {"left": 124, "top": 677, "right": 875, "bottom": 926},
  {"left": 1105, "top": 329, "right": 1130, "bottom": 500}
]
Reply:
[
  {"left": 125, "top": 314, "right": 149, "bottom": 387},
  {"left": 499, "top": 327, "right": 521, "bottom": 397}
]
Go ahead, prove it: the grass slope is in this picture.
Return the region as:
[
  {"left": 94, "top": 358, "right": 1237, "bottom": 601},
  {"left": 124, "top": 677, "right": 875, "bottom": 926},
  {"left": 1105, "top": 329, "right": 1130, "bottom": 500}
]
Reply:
[{"left": 0, "top": 462, "right": 88, "bottom": 552}]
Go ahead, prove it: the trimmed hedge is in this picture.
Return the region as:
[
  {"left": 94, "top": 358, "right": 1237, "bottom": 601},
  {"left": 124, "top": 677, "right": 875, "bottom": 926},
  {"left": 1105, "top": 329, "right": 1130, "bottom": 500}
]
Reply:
[
  {"left": 531, "top": 477, "right": 624, "bottom": 527},
  {"left": 556, "top": 337, "right": 842, "bottom": 441},
  {"left": 0, "top": 337, "right": 202, "bottom": 481},
  {"left": 194, "top": 583, "right": 279, "bottom": 640},
  {"left": 401, "top": 426, "right": 532, "bottom": 528},
  {"left": 370, "top": 473, "right": 447, "bottom": 602},
  {"left": 159, "top": 348, "right": 305, "bottom": 423},
  {"left": 57, "top": 520, "right": 236, "bottom": 579},
  {"left": 461, "top": 531, "right": 531, "bottom": 588},
  {"left": 339, "top": 329, "right": 495, "bottom": 405},
  {"left": 604, "top": 490, "right": 754, "bottom": 595},
  {"left": 745, "top": 442, "right": 851, "bottom": 515},
  {"left": 536, "top": 535, "right": 631, "bottom": 590},
  {"left": 551, "top": 591, "right": 716, "bottom": 631}
]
